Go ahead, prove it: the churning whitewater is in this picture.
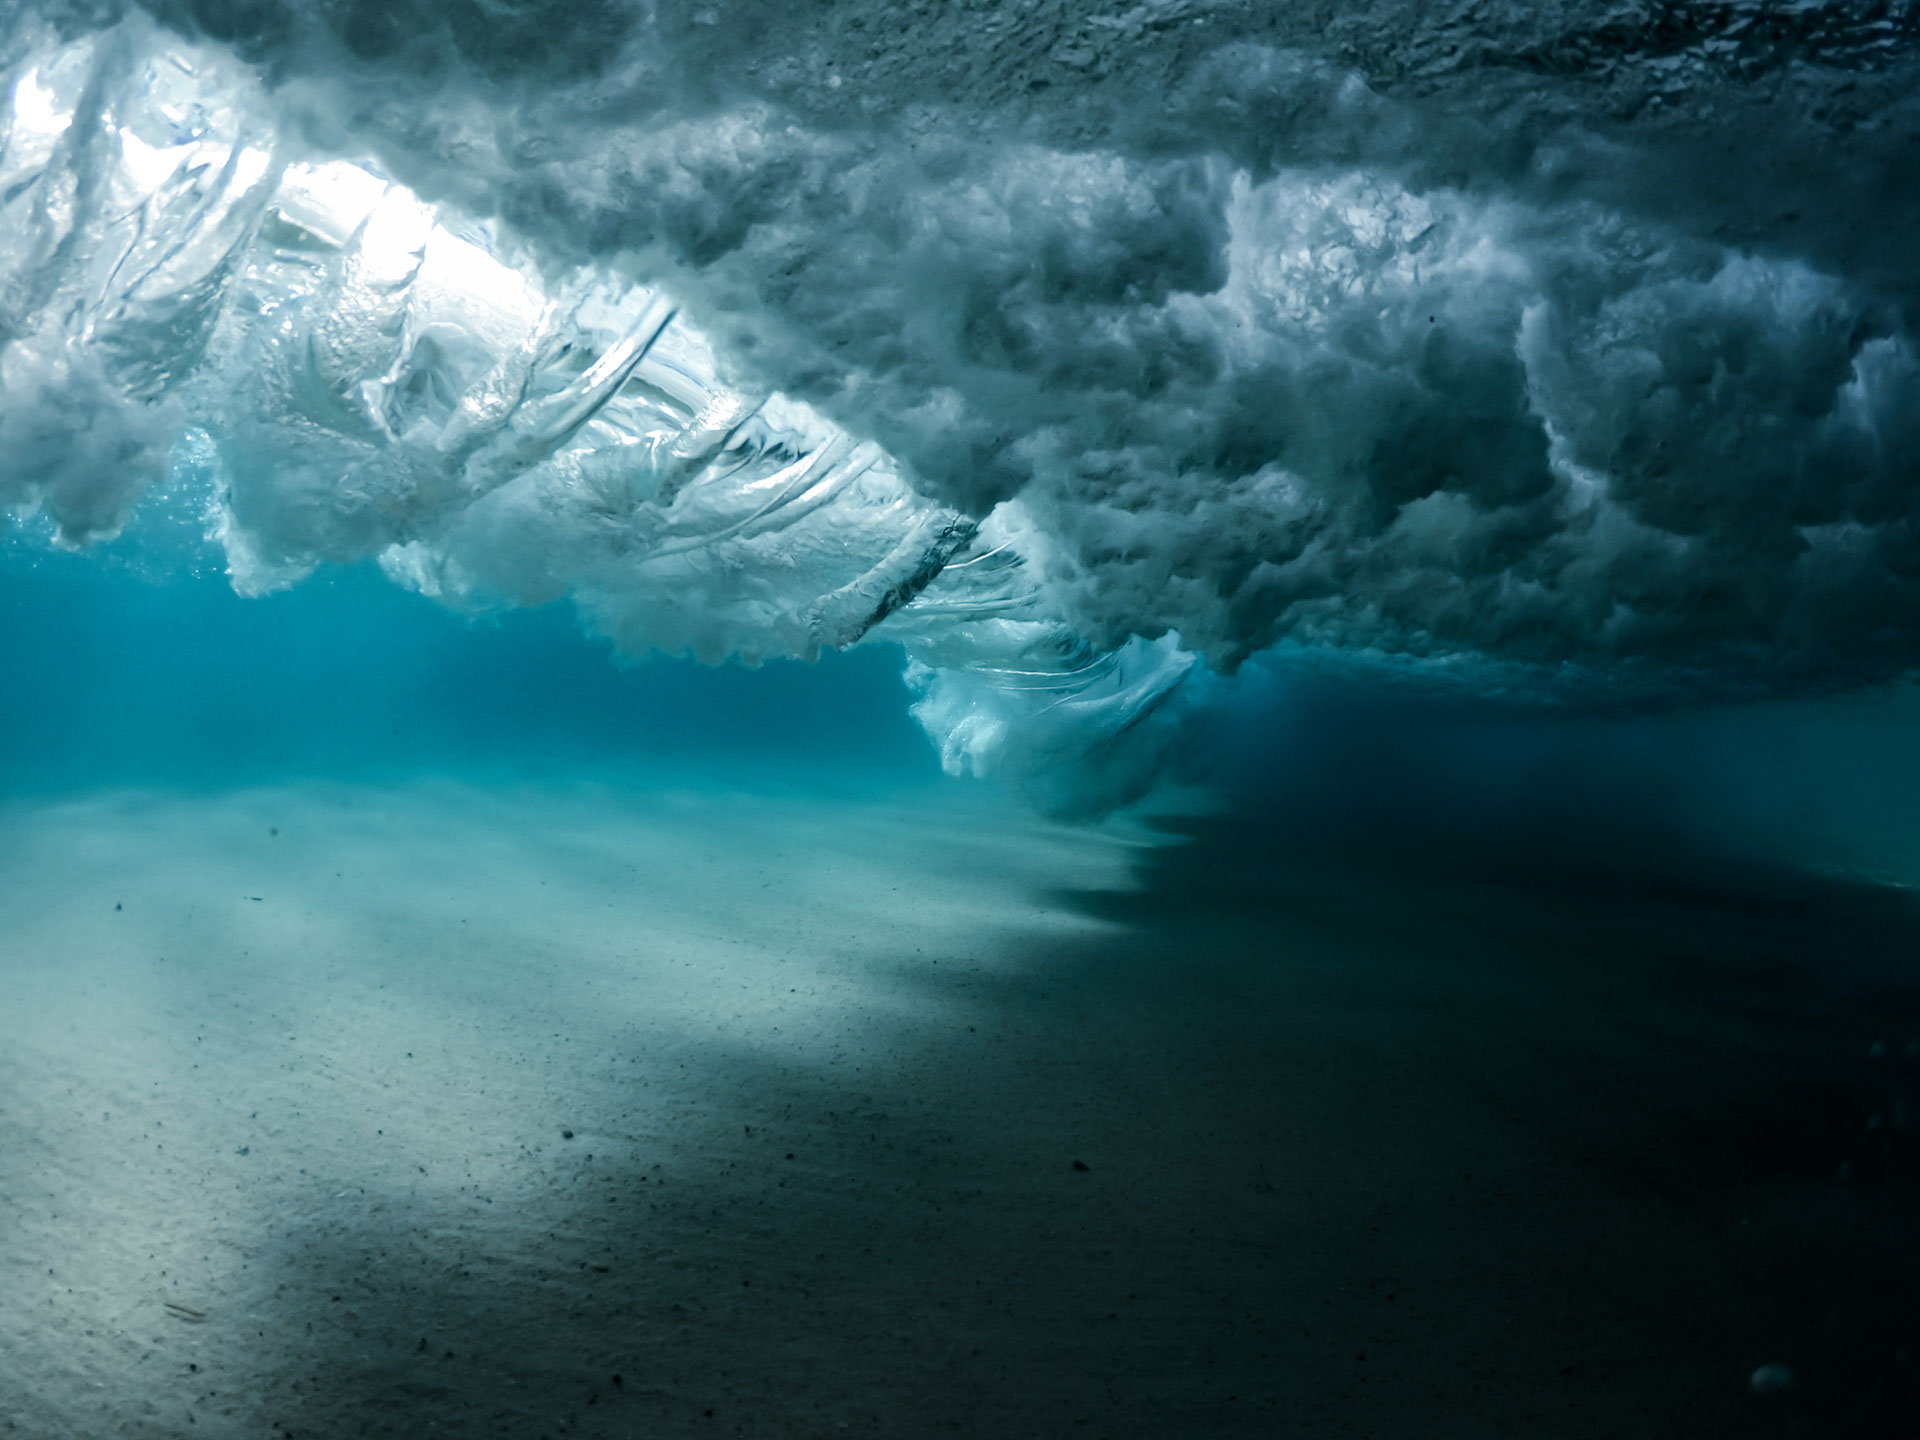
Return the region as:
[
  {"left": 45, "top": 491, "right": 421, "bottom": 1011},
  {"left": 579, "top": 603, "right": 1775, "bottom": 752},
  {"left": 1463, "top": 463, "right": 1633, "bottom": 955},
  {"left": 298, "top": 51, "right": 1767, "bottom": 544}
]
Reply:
[
  {"left": 4, "top": 2, "right": 1920, "bottom": 802},
  {"left": 0, "top": 21, "right": 1196, "bottom": 809}
]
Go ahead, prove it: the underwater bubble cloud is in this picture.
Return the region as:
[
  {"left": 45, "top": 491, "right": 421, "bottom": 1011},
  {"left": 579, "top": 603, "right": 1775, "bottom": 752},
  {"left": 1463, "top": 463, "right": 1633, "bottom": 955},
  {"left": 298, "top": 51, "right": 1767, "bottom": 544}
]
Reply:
[{"left": 3, "top": 4, "right": 1918, "bottom": 804}]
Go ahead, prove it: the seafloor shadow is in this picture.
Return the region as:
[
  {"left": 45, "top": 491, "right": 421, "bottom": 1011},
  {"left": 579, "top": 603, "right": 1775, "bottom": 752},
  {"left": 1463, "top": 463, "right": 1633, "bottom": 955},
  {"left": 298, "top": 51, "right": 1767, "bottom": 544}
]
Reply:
[
  {"left": 1038, "top": 807, "right": 1920, "bottom": 1435},
  {"left": 236, "top": 803, "right": 1919, "bottom": 1440}
]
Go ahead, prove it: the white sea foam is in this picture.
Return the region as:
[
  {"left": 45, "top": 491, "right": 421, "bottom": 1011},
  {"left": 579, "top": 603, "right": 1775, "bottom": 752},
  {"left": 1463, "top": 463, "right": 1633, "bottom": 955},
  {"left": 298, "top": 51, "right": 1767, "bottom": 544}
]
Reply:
[
  {"left": 2, "top": 5, "right": 1917, "bottom": 803},
  {"left": 0, "top": 19, "right": 1196, "bottom": 805}
]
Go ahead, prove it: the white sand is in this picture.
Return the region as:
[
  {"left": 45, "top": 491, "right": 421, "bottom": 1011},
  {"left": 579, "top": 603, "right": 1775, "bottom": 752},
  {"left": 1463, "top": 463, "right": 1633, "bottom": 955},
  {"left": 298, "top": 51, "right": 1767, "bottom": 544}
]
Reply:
[
  {"left": 2, "top": 774, "right": 1914, "bottom": 1437},
  {"left": 0, "top": 776, "right": 1162, "bottom": 1437}
]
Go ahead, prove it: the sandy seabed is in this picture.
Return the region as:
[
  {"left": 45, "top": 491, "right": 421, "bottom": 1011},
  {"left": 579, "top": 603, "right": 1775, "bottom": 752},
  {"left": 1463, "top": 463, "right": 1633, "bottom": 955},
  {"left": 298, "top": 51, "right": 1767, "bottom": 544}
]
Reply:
[{"left": 1, "top": 774, "right": 1916, "bottom": 1439}]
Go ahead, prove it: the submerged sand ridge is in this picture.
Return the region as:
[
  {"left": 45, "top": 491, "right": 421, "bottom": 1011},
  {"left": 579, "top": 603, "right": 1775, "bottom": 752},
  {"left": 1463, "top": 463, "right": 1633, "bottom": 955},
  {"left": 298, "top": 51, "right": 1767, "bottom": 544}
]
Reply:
[{"left": 0, "top": 776, "right": 1915, "bottom": 1437}]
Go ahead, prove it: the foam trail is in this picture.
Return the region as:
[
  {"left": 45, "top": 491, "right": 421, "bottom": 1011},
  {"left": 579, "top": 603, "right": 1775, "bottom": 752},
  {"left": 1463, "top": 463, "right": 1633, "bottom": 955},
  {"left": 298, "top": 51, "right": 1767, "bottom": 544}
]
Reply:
[{"left": 0, "top": 22, "right": 1194, "bottom": 807}]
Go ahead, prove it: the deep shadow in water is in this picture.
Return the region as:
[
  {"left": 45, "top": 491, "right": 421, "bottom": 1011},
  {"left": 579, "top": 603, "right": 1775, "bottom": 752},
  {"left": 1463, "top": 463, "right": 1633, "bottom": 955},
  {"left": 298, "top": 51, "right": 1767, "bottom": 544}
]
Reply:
[
  {"left": 1053, "top": 809, "right": 1920, "bottom": 1435},
  {"left": 216, "top": 795, "right": 1920, "bottom": 1440}
]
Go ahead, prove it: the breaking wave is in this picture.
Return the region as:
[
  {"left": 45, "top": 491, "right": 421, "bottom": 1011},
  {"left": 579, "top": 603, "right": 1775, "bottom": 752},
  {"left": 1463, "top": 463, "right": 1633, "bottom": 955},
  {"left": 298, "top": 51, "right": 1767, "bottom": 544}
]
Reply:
[{"left": 4, "top": 3, "right": 1918, "bottom": 805}]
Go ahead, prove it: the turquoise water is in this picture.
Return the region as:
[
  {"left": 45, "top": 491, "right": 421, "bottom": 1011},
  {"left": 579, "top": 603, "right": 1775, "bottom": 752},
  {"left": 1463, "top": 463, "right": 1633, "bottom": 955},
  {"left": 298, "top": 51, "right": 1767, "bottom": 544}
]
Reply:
[
  {"left": 0, "top": 550, "right": 937, "bottom": 794},
  {"left": 12, "top": 529, "right": 1920, "bottom": 885}
]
